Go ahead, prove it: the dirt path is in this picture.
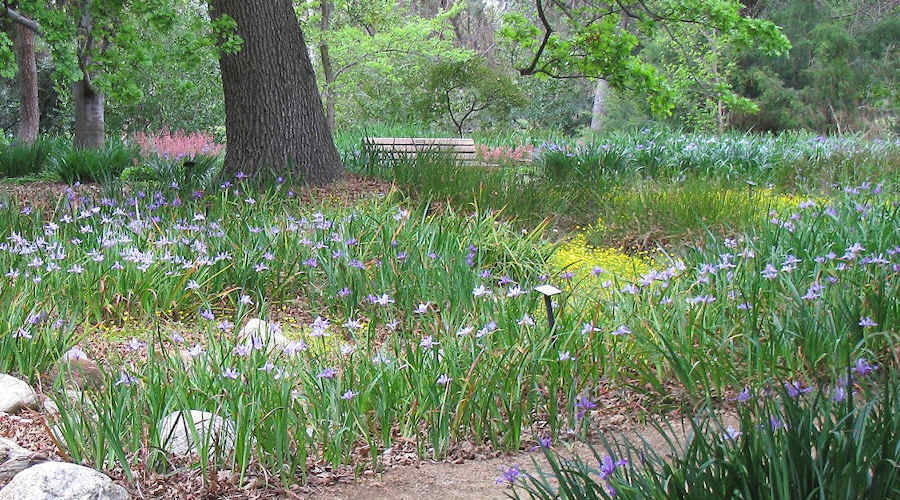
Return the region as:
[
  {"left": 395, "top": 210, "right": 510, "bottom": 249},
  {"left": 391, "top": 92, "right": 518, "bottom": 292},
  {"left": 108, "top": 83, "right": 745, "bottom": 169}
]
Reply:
[{"left": 307, "top": 419, "right": 712, "bottom": 500}]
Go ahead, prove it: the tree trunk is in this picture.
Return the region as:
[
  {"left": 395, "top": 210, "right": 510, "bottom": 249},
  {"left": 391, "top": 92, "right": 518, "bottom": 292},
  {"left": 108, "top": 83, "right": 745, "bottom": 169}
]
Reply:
[
  {"left": 208, "top": 0, "right": 343, "bottom": 185},
  {"left": 319, "top": 0, "right": 336, "bottom": 131},
  {"left": 590, "top": 79, "right": 609, "bottom": 133},
  {"left": 73, "top": 78, "right": 105, "bottom": 149},
  {"left": 14, "top": 23, "right": 39, "bottom": 144}
]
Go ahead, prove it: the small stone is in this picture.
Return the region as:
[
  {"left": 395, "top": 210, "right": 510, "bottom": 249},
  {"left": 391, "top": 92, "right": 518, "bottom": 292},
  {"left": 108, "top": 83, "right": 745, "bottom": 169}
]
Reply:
[
  {"left": 50, "top": 357, "right": 104, "bottom": 390},
  {"left": 0, "top": 462, "right": 129, "bottom": 500},
  {"left": 243, "top": 476, "right": 265, "bottom": 490},
  {"left": 0, "top": 374, "right": 39, "bottom": 414},
  {"left": 42, "top": 398, "right": 59, "bottom": 416},
  {"left": 157, "top": 410, "right": 236, "bottom": 456}
]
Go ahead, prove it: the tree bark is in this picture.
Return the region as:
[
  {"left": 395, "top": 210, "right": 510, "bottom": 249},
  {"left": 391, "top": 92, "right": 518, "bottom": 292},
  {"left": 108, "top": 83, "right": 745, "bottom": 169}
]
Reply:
[
  {"left": 319, "top": 0, "right": 336, "bottom": 131},
  {"left": 590, "top": 79, "right": 609, "bottom": 133},
  {"left": 14, "top": 23, "right": 39, "bottom": 144},
  {"left": 72, "top": 1, "right": 104, "bottom": 149},
  {"left": 208, "top": 0, "right": 343, "bottom": 185},
  {"left": 73, "top": 78, "right": 105, "bottom": 149}
]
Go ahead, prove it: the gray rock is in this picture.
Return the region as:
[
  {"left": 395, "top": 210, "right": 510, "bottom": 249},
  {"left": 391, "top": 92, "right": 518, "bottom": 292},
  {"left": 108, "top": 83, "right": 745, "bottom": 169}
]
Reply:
[
  {"left": 0, "top": 454, "right": 48, "bottom": 484},
  {"left": 0, "top": 374, "right": 38, "bottom": 414},
  {"left": 0, "top": 437, "right": 29, "bottom": 463},
  {"left": 0, "top": 462, "right": 129, "bottom": 500},
  {"left": 0, "top": 436, "right": 41, "bottom": 483},
  {"left": 42, "top": 398, "right": 59, "bottom": 416},
  {"left": 157, "top": 410, "right": 236, "bottom": 456}
]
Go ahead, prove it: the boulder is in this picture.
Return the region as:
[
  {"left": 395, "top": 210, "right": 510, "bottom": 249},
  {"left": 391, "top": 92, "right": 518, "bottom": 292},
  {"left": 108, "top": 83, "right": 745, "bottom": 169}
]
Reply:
[
  {"left": 0, "top": 453, "right": 48, "bottom": 484},
  {"left": 157, "top": 410, "right": 236, "bottom": 456},
  {"left": 0, "top": 437, "right": 39, "bottom": 482},
  {"left": 0, "top": 438, "right": 29, "bottom": 463},
  {"left": 0, "top": 374, "right": 38, "bottom": 414},
  {"left": 0, "top": 462, "right": 129, "bottom": 500}
]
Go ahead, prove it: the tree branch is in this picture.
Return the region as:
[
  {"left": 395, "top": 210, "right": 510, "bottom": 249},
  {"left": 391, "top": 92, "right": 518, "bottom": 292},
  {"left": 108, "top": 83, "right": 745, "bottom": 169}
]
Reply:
[
  {"left": 444, "top": 90, "right": 462, "bottom": 137},
  {"left": 518, "top": 0, "right": 553, "bottom": 76},
  {"left": 3, "top": 7, "right": 41, "bottom": 35}
]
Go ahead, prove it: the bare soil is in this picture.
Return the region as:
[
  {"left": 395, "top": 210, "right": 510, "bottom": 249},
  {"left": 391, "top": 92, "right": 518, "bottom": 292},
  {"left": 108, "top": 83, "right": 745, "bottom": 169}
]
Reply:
[{"left": 305, "top": 418, "right": 707, "bottom": 500}]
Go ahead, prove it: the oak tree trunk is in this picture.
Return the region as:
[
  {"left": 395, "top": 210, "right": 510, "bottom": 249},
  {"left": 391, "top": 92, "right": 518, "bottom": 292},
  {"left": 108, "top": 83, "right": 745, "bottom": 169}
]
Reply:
[
  {"left": 208, "top": 0, "right": 343, "bottom": 185},
  {"left": 14, "top": 23, "right": 39, "bottom": 144},
  {"left": 73, "top": 78, "right": 105, "bottom": 149}
]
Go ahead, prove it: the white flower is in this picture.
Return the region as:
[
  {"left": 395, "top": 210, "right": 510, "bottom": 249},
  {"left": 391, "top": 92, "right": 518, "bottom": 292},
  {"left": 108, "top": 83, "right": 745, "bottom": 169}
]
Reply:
[
  {"left": 611, "top": 325, "right": 632, "bottom": 336},
  {"left": 518, "top": 315, "right": 535, "bottom": 327},
  {"left": 284, "top": 340, "right": 308, "bottom": 356},
  {"left": 343, "top": 318, "right": 363, "bottom": 330},
  {"left": 374, "top": 294, "right": 395, "bottom": 306},
  {"left": 62, "top": 346, "right": 88, "bottom": 361}
]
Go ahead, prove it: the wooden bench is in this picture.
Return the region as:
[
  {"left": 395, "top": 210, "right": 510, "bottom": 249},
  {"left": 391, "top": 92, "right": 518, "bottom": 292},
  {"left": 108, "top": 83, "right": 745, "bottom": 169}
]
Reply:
[{"left": 362, "top": 137, "right": 479, "bottom": 165}]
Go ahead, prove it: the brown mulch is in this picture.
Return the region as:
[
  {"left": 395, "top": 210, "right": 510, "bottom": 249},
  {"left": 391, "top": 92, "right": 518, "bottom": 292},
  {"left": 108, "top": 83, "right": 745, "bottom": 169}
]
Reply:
[
  {"left": 0, "top": 181, "right": 102, "bottom": 214},
  {"left": 0, "top": 409, "right": 63, "bottom": 489},
  {"left": 0, "top": 174, "right": 394, "bottom": 215},
  {"left": 289, "top": 174, "right": 393, "bottom": 207}
]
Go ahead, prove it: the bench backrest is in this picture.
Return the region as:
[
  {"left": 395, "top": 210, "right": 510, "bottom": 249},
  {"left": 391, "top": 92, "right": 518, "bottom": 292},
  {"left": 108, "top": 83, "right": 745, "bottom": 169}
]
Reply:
[{"left": 363, "top": 137, "right": 478, "bottom": 164}]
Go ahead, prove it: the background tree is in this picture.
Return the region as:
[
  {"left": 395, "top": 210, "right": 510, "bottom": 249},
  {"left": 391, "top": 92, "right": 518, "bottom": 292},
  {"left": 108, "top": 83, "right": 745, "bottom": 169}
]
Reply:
[
  {"left": 2, "top": 2, "right": 40, "bottom": 143},
  {"left": 418, "top": 56, "right": 524, "bottom": 136},
  {"left": 732, "top": 0, "right": 898, "bottom": 134},
  {"left": 209, "top": 0, "right": 342, "bottom": 184},
  {"left": 500, "top": 0, "right": 790, "bottom": 117},
  {"left": 102, "top": 1, "right": 224, "bottom": 134},
  {"left": 301, "top": 0, "right": 470, "bottom": 129},
  {"left": 13, "top": 21, "right": 37, "bottom": 142}
]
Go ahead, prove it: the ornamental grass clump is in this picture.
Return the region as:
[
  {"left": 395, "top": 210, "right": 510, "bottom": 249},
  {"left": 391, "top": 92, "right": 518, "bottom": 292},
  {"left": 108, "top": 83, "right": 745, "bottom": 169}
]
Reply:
[
  {"left": 132, "top": 129, "right": 224, "bottom": 160},
  {"left": 126, "top": 129, "right": 225, "bottom": 190},
  {"left": 0, "top": 137, "right": 60, "bottom": 178}
]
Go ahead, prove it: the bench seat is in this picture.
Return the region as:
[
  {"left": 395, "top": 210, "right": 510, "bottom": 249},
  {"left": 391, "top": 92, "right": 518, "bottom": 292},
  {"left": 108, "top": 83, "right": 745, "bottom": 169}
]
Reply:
[{"left": 362, "top": 137, "right": 479, "bottom": 165}]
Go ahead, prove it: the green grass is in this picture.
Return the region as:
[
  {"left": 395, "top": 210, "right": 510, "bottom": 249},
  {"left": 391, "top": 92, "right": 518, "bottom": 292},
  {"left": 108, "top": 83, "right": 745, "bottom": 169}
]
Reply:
[
  {"left": 0, "top": 129, "right": 897, "bottom": 489},
  {"left": 511, "top": 367, "right": 900, "bottom": 499},
  {"left": 350, "top": 128, "right": 900, "bottom": 244}
]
